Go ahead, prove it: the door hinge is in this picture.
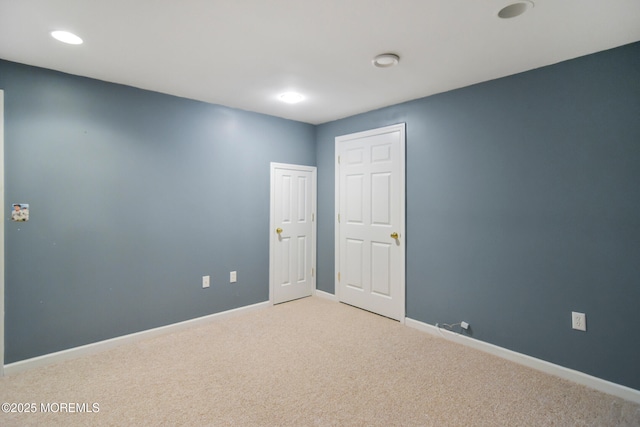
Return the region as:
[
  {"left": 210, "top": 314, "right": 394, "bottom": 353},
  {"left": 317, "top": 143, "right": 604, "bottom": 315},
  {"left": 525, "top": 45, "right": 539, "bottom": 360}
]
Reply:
[
  {"left": 338, "top": 213, "right": 340, "bottom": 223},
  {"left": 338, "top": 272, "right": 341, "bottom": 282},
  {"left": 311, "top": 268, "right": 314, "bottom": 277},
  {"left": 312, "top": 213, "right": 315, "bottom": 221},
  {"left": 338, "top": 155, "right": 341, "bottom": 164}
]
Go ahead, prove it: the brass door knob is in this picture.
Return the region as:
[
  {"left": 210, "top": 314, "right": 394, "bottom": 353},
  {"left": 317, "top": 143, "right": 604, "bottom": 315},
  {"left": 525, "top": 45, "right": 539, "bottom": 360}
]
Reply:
[
  {"left": 390, "top": 232, "right": 399, "bottom": 239},
  {"left": 276, "top": 228, "right": 283, "bottom": 234}
]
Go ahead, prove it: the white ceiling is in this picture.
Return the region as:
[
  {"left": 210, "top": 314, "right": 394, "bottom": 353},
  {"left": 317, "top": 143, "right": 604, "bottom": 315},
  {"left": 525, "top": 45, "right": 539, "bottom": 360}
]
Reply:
[{"left": 1, "top": 0, "right": 639, "bottom": 125}]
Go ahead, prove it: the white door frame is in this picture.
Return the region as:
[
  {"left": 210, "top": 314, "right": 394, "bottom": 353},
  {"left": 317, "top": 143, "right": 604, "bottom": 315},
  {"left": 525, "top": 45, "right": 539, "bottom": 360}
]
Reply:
[
  {"left": 1, "top": 90, "right": 5, "bottom": 375},
  {"left": 334, "top": 123, "right": 406, "bottom": 322},
  {"left": 269, "top": 162, "right": 317, "bottom": 304}
]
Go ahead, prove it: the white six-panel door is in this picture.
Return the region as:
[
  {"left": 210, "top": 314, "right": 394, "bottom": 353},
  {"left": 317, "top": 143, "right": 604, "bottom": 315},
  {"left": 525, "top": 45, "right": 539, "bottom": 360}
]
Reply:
[
  {"left": 335, "top": 124, "right": 405, "bottom": 321},
  {"left": 270, "top": 163, "right": 316, "bottom": 305}
]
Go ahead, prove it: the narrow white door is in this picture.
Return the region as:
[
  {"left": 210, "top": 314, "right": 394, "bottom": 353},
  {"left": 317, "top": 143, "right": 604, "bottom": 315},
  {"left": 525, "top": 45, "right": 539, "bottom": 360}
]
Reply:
[
  {"left": 335, "top": 124, "right": 405, "bottom": 321},
  {"left": 270, "top": 163, "right": 316, "bottom": 305}
]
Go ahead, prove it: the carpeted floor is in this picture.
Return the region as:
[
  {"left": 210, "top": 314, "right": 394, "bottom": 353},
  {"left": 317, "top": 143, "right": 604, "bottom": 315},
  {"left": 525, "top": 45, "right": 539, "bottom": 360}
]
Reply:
[{"left": 1, "top": 296, "right": 638, "bottom": 426}]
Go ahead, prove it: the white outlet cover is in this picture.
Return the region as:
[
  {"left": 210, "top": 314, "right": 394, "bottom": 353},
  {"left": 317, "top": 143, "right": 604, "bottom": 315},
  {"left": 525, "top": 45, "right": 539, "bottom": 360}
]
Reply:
[
  {"left": 572, "top": 311, "right": 586, "bottom": 331},
  {"left": 230, "top": 271, "right": 237, "bottom": 283},
  {"left": 202, "top": 275, "right": 210, "bottom": 288}
]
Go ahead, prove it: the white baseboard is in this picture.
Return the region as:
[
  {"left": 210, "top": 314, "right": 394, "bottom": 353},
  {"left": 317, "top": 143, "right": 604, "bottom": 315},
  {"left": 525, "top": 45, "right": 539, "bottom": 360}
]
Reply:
[
  {"left": 405, "top": 317, "right": 640, "bottom": 405},
  {"left": 4, "top": 301, "right": 270, "bottom": 375},
  {"left": 314, "top": 289, "right": 338, "bottom": 301}
]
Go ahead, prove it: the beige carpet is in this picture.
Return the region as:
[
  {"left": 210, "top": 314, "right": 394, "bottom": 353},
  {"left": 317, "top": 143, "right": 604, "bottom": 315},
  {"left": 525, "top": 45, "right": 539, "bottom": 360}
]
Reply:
[{"left": 1, "top": 296, "right": 638, "bottom": 426}]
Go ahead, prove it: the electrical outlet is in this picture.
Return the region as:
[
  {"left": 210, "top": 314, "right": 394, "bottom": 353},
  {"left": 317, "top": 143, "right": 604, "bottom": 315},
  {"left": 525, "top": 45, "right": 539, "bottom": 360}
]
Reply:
[
  {"left": 572, "top": 311, "right": 586, "bottom": 331},
  {"left": 202, "top": 275, "right": 210, "bottom": 288},
  {"left": 230, "top": 271, "right": 237, "bottom": 283},
  {"left": 461, "top": 321, "right": 469, "bottom": 330}
]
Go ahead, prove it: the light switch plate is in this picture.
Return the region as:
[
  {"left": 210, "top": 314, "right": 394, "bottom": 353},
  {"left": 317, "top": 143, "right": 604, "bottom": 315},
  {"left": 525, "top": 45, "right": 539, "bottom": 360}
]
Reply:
[
  {"left": 202, "top": 275, "right": 210, "bottom": 288},
  {"left": 230, "top": 271, "right": 237, "bottom": 283}
]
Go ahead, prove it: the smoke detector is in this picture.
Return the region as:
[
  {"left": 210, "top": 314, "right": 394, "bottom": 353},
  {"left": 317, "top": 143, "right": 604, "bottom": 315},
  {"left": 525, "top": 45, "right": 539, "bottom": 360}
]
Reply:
[
  {"left": 498, "top": 1, "right": 534, "bottom": 19},
  {"left": 372, "top": 53, "right": 400, "bottom": 68}
]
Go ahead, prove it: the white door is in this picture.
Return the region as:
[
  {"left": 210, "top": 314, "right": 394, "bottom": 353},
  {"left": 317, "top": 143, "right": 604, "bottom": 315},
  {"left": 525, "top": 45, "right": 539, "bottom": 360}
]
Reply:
[
  {"left": 270, "top": 163, "right": 316, "bottom": 305},
  {"left": 335, "top": 124, "right": 405, "bottom": 321}
]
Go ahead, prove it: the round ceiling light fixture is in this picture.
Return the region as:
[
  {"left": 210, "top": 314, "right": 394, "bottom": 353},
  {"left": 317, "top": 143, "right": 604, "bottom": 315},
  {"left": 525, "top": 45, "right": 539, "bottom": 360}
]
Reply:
[
  {"left": 278, "top": 92, "right": 305, "bottom": 104},
  {"left": 372, "top": 53, "right": 400, "bottom": 68},
  {"left": 51, "top": 30, "right": 83, "bottom": 45},
  {"left": 498, "top": 1, "right": 534, "bottom": 19}
]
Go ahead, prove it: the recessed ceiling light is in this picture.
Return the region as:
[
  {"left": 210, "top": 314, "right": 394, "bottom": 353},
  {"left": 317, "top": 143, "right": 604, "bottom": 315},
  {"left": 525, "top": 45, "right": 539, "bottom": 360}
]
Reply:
[
  {"left": 372, "top": 53, "right": 400, "bottom": 68},
  {"left": 279, "top": 92, "right": 304, "bottom": 104},
  {"left": 498, "top": 1, "right": 534, "bottom": 19},
  {"left": 51, "top": 30, "right": 83, "bottom": 45}
]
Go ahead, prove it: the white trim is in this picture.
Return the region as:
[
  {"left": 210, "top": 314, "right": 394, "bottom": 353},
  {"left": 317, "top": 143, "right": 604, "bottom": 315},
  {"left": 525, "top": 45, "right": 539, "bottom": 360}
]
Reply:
[
  {"left": 334, "top": 123, "right": 406, "bottom": 322},
  {"left": 405, "top": 317, "right": 640, "bottom": 404},
  {"left": 4, "top": 301, "right": 269, "bottom": 375},
  {"left": 0, "top": 90, "right": 4, "bottom": 376},
  {"left": 314, "top": 290, "right": 338, "bottom": 302},
  {"left": 269, "top": 162, "right": 317, "bottom": 305}
]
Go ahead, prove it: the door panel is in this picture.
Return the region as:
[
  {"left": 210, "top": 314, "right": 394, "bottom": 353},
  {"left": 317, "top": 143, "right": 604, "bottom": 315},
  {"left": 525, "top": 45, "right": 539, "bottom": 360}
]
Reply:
[
  {"left": 297, "top": 236, "right": 307, "bottom": 282},
  {"left": 297, "top": 176, "right": 308, "bottom": 221},
  {"left": 346, "top": 239, "right": 364, "bottom": 290},
  {"left": 336, "top": 124, "right": 405, "bottom": 321},
  {"left": 284, "top": 237, "right": 294, "bottom": 285},
  {"left": 371, "top": 242, "right": 391, "bottom": 296},
  {"left": 371, "top": 172, "right": 391, "bottom": 225},
  {"left": 346, "top": 174, "right": 364, "bottom": 223},
  {"left": 270, "top": 164, "right": 316, "bottom": 305}
]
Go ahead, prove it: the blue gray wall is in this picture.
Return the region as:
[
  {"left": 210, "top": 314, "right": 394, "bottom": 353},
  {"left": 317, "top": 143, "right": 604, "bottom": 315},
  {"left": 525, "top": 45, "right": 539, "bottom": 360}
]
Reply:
[
  {"left": 2, "top": 42, "right": 639, "bottom": 391},
  {"left": 1, "top": 60, "right": 315, "bottom": 363},
  {"left": 316, "top": 42, "right": 640, "bottom": 390}
]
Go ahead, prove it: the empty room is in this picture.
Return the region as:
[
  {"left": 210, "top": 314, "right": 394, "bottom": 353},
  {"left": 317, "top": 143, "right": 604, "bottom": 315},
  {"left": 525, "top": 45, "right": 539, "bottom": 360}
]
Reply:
[{"left": 1, "top": 1, "right": 639, "bottom": 425}]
